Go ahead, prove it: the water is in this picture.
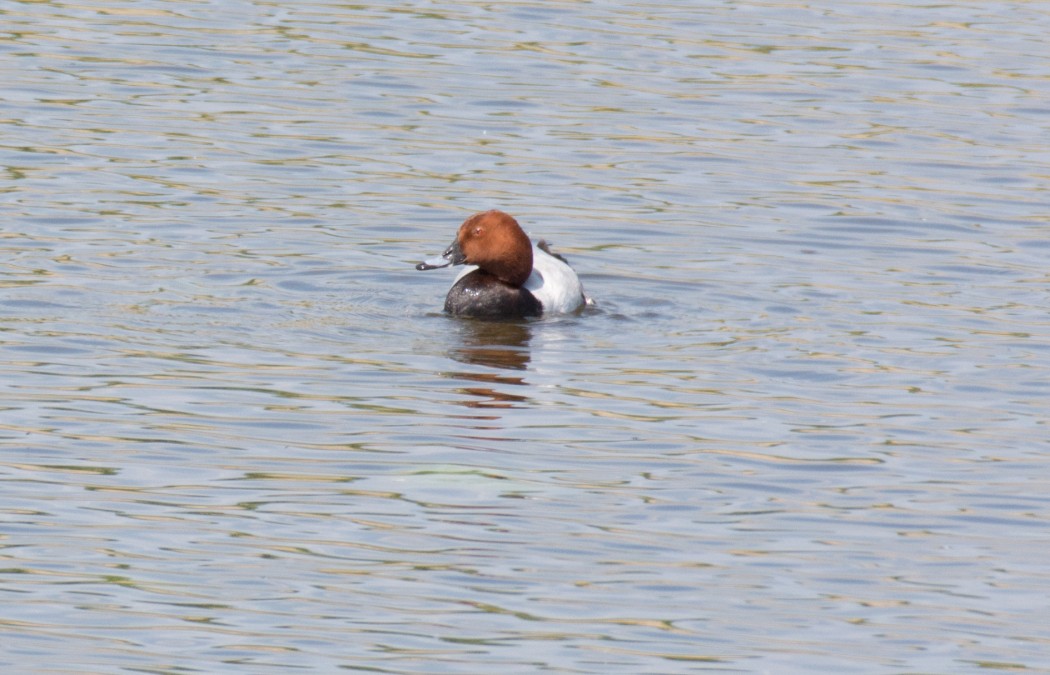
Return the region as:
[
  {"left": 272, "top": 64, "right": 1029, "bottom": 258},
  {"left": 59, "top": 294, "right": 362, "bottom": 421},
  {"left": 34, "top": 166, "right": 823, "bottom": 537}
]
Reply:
[{"left": 2, "top": 1, "right": 1049, "bottom": 672}]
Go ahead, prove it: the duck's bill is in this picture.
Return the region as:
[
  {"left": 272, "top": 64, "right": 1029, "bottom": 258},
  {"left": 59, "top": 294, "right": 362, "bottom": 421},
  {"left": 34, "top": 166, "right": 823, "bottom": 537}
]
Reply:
[
  {"left": 416, "top": 255, "right": 452, "bottom": 271},
  {"left": 416, "top": 239, "right": 465, "bottom": 271}
]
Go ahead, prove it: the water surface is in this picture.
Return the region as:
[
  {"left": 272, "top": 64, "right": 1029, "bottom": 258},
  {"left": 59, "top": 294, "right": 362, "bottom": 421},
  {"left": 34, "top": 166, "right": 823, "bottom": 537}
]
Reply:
[{"left": 2, "top": 1, "right": 1049, "bottom": 672}]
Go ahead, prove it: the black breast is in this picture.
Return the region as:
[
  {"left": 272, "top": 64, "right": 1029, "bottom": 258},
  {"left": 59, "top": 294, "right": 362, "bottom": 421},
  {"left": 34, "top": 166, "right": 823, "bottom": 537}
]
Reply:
[{"left": 444, "top": 269, "right": 542, "bottom": 318}]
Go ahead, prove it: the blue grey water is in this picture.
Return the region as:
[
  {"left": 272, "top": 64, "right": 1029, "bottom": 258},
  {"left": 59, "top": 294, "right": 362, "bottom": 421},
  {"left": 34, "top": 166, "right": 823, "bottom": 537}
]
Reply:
[{"left": 2, "top": 1, "right": 1048, "bottom": 673}]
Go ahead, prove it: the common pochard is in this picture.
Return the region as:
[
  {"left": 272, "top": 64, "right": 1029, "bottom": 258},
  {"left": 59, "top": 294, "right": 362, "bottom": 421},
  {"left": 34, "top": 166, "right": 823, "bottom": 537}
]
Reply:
[{"left": 416, "top": 210, "right": 588, "bottom": 318}]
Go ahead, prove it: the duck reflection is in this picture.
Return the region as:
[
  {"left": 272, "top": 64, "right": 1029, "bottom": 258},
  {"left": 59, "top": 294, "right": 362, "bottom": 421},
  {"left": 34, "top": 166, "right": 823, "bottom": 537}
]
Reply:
[{"left": 447, "top": 320, "right": 533, "bottom": 409}]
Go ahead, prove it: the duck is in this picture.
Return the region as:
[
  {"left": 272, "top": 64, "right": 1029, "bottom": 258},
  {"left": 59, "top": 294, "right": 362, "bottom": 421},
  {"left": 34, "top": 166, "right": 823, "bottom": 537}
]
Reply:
[{"left": 416, "top": 210, "right": 588, "bottom": 318}]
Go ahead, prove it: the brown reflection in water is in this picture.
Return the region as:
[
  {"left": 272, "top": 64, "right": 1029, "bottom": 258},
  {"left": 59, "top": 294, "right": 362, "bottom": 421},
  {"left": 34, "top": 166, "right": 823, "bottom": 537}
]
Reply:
[{"left": 447, "top": 320, "right": 533, "bottom": 409}]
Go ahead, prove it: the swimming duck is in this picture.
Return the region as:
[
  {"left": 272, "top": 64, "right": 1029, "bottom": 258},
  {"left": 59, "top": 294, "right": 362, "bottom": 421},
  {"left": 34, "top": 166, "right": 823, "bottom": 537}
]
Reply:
[{"left": 417, "top": 210, "right": 587, "bottom": 318}]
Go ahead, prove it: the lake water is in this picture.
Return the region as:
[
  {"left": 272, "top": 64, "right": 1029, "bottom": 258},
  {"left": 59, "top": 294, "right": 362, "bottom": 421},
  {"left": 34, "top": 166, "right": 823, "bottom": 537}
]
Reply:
[{"left": 2, "top": 1, "right": 1049, "bottom": 672}]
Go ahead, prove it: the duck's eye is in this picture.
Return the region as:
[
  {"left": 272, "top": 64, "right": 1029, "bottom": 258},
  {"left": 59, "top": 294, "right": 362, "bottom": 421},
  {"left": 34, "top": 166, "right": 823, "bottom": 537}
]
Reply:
[{"left": 473, "top": 226, "right": 483, "bottom": 237}]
